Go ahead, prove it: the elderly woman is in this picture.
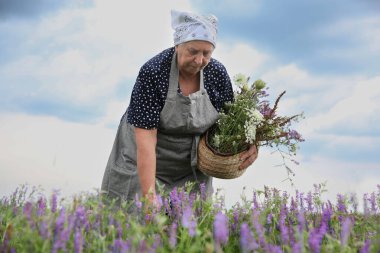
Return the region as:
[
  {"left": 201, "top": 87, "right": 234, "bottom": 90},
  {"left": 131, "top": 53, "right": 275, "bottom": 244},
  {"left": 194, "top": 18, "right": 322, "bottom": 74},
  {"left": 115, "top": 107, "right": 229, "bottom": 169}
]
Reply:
[{"left": 101, "top": 10, "right": 258, "bottom": 206}]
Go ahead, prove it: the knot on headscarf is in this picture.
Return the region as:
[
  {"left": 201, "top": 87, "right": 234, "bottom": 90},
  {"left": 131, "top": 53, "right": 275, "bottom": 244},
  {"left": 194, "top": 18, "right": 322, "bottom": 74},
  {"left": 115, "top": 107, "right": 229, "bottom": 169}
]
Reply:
[{"left": 171, "top": 10, "right": 218, "bottom": 47}]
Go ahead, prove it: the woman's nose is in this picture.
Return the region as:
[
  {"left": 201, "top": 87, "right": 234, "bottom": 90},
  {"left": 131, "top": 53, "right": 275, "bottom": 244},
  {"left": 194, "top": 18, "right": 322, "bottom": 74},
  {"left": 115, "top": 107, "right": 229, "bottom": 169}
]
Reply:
[{"left": 194, "top": 54, "right": 203, "bottom": 65}]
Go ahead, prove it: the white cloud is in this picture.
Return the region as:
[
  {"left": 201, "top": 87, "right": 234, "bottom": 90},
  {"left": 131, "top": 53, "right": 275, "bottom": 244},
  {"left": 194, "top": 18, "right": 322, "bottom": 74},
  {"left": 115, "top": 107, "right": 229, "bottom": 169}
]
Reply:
[
  {"left": 0, "top": 113, "right": 115, "bottom": 198},
  {"left": 242, "top": 61, "right": 380, "bottom": 181},
  {"left": 100, "top": 99, "right": 130, "bottom": 127},
  {"left": 1, "top": 0, "right": 194, "bottom": 105},
  {"left": 256, "top": 61, "right": 380, "bottom": 139},
  {"left": 262, "top": 64, "right": 314, "bottom": 91},
  {"left": 302, "top": 75, "right": 380, "bottom": 135},
  {"left": 213, "top": 42, "right": 269, "bottom": 78},
  {"left": 317, "top": 16, "right": 380, "bottom": 59},
  {"left": 192, "top": 0, "right": 263, "bottom": 18},
  {"left": 261, "top": 63, "right": 362, "bottom": 98},
  {"left": 214, "top": 150, "right": 380, "bottom": 209}
]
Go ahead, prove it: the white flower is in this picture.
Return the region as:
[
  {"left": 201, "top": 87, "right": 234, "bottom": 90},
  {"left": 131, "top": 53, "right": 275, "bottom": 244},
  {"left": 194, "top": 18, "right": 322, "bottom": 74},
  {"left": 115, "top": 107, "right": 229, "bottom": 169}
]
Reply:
[
  {"left": 233, "top": 73, "right": 248, "bottom": 88},
  {"left": 247, "top": 108, "right": 264, "bottom": 125},
  {"left": 213, "top": 134, "right": 220, "bottom": 148},
  {"left": 244, "top": 121, "right": 257, "bottom": 144},
  {"left": 243, "top": 109, "right": 263, "bottom": 144}
]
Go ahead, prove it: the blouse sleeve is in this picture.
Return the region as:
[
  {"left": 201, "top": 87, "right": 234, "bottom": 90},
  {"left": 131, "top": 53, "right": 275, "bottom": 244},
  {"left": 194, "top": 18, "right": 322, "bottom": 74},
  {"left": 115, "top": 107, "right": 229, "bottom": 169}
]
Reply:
[
  {"left": 204, "top": 59, "right": 234, "bottom": 112},
  {"left": 126, "top": 65, "right": 162, "bottom": 129},
  {"left": 215, "top": 65, "right": 234, "bottom": 106}
]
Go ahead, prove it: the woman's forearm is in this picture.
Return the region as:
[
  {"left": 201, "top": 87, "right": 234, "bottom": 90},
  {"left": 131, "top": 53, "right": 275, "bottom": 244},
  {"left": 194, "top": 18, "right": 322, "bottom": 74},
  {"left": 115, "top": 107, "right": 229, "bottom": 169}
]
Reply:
[{"left": 135, "top": 127, "right": 158, "bottom": 198}]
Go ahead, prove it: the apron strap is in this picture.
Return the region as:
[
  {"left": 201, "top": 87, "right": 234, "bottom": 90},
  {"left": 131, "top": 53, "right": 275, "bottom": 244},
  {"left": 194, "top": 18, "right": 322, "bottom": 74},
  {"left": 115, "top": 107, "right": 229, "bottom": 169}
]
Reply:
[{"left": 168, "top": 52, "right": 179, "bottom": 93}]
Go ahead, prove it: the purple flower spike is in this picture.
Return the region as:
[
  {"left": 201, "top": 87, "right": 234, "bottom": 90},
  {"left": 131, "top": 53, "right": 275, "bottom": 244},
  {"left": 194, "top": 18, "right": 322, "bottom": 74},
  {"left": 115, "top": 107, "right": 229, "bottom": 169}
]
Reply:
[
  {"left": 116, "top": 223, "right": 123, "bottom": 238},
  {"left": 289, "top": 129, "right": 303, "bottom": 140},
  {"left": 321, "top": 207, "right": 332, "bottom": 226},
  {"left": 135, "top": 193, "right": 142, "bottom": 210},
  {"left": 182, "top": 206, "right": 196, "bottom": 237},
  {"left": 39, "top": 220, "right": 49, "bottom": 239},
  {"left": 108, "top": 214, "right": 114, "bottom": 227},
  {"left": 279, "top": 205, "right": 289, "bottom": 245},
  {"left": 189, "top": 192, "right": 196, "bottom": 208},
  {"left": 260, "top": 103, "right": 272, "bottom": 117},
  {"left": 306, "top": 192, "right": 313, "bottom": 212},
  {"left": 37, "top": 197, "right": 46, "bottom": 217},
  {"left": 169, "top": 222, "right": 177, "bottom": 248},
  {"left": 200, "top": 183, "right": 207, "bottom": 200},
  {"left": 113, "top": 239, "right": 130, "bottom": 253},
  {"left": 138, "top": 240, "right": 148, "bottom": 252},
  {"left": 308, "top": 220, "right": 327, "bottom": 253},
  {"left": 74, "top": 229, "right": 83, "bottom": 253},
  {"left": 359, "top": 239, "right": 371, "bottom": 253},
  {"left": 240, "top": 223, "right": 258, "bottom": 252},
  {"left": 368, "top": 192, "right": 377, "bottom": 214},
  {"left": 232, "top": 207, "right": 240, "bottom": 232},
  {"left": 292, "top": 242, "right": 303, "bottom": 253},
  {"left": 340, "top": 217, "right": 353, "bottom": 246},
  {"left": 252, "top": 211, "right": 266, "bottom": 247},
  {"left": 151, "top": 234, "right": 162, "bottom": 252},
  {"left": 267, "top": 244, "right": 283, "bottom": 253},
  {"left": 297, "top": 210, "right": 305, "bottom": 234},
  {"left": 156, "top": 194, "right": 163, "bottom": 211},
  {"left": 51, "top": 190, "right": 59, "bottom": 213},
  {"left": 266, "top": 212, "right": 273, "bottom": 234},
  {"left": 290, "top": 197, "right": 298, "bottom": 213},
  {"left": 75, "top": 206, "right": 87, "bottom": 228},
  {"left": 23, "top": 201, "right": 33, "bottom": 224},
  {"left": 54, "top": 207, "right": 66, "bottom": 237},
  {"left": 52, "top": 227, "right": 71, "bottom": 253},
  {"left": 164, "top": 198, "right": 172, "bottom": 217},
  {"left": 214, "top": 211, "right": 229, "bottom": 245},
  {"left": 170, "top": 187, "right": 180, "bottom": 217},
  {"left": 337, "top": 194, "right": 347, "bottom": 213}
]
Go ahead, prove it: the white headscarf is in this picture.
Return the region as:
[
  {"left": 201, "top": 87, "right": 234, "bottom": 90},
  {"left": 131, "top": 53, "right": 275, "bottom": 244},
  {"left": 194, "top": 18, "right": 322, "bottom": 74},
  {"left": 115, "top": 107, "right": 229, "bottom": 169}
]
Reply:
[{"left": 171, "top": 10, "right": 218, "bottom": 47}]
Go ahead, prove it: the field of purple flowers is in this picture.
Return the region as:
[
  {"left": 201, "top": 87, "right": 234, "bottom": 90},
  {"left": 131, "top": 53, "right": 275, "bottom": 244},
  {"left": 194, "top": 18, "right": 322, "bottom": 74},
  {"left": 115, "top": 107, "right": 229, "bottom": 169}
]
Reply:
[{"left": 1, "top": 183, "right": 379, "bottom": 253}]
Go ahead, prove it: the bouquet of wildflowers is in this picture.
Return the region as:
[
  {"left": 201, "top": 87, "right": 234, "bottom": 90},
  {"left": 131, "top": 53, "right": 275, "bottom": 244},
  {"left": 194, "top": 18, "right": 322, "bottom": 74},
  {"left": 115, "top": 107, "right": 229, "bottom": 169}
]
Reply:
[{"left": 207, "top": 73, "right": 304, "bottom": 177}]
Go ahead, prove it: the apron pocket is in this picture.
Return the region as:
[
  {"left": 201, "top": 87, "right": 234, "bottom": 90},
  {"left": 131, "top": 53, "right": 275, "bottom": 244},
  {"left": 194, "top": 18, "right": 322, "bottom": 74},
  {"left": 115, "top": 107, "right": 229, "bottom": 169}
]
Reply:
[
  {"left": 115, "top": 147, "right": 137, "bottom": 171},
  {"left": 108, "top": 164, "right": 139, "bottom": 201}
]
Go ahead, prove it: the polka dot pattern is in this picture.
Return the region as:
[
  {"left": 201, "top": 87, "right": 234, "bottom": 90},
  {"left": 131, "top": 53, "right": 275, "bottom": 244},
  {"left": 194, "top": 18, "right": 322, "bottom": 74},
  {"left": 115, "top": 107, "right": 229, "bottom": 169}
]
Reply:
[{"left": 127, "top": 47, "right": 233, "bottom": 129}]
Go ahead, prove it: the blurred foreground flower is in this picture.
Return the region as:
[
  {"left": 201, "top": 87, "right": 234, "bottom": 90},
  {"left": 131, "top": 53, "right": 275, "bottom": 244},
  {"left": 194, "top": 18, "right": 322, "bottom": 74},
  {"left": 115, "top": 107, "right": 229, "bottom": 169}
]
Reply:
[{"left": 1, "top": 183, "right": 380, "bottom": 252}]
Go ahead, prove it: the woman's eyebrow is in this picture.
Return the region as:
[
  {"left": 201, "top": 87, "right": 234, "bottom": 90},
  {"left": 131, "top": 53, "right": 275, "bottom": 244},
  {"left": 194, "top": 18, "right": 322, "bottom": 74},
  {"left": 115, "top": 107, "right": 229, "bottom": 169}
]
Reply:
[{"left": 188, "top": 47, "right": 212, "bottom": 54}]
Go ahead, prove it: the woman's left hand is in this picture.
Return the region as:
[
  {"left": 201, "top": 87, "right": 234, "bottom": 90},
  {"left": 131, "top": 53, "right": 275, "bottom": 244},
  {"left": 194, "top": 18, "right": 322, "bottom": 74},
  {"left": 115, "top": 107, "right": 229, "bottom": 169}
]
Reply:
[{"left": 238, "top": 145, "right": 258, "bottom": 170}]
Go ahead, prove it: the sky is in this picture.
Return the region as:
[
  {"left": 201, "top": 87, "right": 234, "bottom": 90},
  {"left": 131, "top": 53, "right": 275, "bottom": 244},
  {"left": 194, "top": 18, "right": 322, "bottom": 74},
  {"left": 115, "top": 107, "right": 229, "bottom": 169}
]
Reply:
[{"left": 1, "top": 0, "right": 379, "bottom": 207}]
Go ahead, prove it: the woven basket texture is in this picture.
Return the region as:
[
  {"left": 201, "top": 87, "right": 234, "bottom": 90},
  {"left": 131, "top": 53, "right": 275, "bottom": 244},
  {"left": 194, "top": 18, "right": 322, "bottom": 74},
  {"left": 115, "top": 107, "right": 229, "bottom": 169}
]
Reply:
[{"left": 197, "top": 134, "right": 248, "bottom": 179}]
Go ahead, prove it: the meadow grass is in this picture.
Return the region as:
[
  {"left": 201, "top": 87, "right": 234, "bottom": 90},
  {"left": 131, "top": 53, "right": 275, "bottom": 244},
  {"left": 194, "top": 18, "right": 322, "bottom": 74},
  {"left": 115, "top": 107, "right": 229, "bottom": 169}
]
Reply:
[{"left": 1, "top": 183, "right": 379, "bottom": 252}]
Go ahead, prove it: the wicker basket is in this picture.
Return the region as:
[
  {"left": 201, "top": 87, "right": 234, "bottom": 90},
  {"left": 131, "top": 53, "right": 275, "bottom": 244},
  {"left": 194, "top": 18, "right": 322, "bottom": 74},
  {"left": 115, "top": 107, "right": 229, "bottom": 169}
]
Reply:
[{"left": 197, "top": 132, "right": 248, "bottom": 179}]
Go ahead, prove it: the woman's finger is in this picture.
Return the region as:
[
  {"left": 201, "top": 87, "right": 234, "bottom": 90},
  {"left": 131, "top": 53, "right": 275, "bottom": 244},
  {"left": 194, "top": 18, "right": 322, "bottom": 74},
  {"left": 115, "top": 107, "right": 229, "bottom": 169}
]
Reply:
[
  {"left": 238, "top": 147, "right": 258, "bottom": 170},
  {"left": 239, "top": 145, "right": 258, "bottom": 161}
]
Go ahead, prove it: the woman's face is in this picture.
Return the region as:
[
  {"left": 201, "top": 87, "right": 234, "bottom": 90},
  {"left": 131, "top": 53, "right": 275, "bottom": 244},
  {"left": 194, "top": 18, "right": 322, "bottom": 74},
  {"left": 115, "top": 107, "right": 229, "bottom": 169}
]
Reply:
[{"left": 175, "top": 40, "right": 214, "bottom": 76}]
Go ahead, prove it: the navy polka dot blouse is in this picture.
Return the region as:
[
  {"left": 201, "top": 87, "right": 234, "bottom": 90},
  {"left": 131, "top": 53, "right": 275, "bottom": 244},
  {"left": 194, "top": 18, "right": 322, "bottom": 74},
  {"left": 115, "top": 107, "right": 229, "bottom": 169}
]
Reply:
[{"left": 126, "top": 47, "right": 234, "bottom": 129}]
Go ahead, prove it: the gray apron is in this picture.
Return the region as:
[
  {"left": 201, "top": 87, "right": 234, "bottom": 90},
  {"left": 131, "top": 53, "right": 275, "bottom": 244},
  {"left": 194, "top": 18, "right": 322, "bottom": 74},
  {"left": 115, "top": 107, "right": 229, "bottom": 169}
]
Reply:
[{"left": 101, "top": 53, "right": 219, "bottom": 202}]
